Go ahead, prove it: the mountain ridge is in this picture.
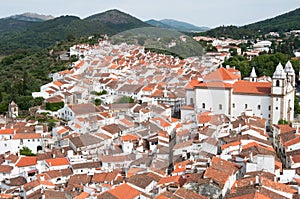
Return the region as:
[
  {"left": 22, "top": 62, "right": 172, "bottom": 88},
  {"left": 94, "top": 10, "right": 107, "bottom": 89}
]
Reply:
[
  {"left": 146, "top": 18, "right": 209, "bottom": 32},
  {"left": 199, "top": 7, "right": 300, "bottom": 39},
  {"left": 0, "top": 9, "right": 151, "bottom": 54}
]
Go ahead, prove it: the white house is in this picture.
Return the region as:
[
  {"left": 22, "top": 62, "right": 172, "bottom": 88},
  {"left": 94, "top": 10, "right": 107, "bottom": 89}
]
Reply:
[{"left": 189, "top": 62, "right": 295, "bottom": 126}]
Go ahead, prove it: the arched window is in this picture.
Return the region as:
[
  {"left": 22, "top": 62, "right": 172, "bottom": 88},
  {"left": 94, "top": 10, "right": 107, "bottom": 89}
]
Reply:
[{"left": 276, "top": 80, "right": 280, "bottom": 87}]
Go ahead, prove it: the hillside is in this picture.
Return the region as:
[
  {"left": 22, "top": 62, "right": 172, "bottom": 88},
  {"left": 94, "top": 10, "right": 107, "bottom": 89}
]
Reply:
[
  {"left": 145, "top": 19, "right": 173, "bottom": 29},
  {"left": 146, "top": 19, "right": 209, "bottom": 32},
  {"left": 111, "top": 27, "right": 204, "bottom": 58},
  {"left": 199, "top": 7, "right": 300, "bottom": 39},
  {"left": 0, "top": 9, "right": 150, "bottom": 54}
]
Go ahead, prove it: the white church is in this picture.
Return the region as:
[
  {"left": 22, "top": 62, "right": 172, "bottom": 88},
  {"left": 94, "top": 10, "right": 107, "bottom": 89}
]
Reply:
[{"left": 185, "top": 61, "right": 296, "bottom": 126}]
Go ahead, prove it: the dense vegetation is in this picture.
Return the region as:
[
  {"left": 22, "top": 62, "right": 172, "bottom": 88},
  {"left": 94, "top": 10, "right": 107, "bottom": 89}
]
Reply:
[
  {"left": 0, "top": 9, "right": 150, "bottom": 55},
  {"left": 223, "top": 52, "right": 300, "bottom": 77},
  {"left": 197, "top": 8, "right": 300, "bottom": 39},
  {"left": 112, "top": 27, "right": 204, "bottom": 58}
]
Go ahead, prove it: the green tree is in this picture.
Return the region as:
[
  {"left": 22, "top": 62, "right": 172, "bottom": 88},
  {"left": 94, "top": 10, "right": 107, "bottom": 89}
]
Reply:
[
  {"left": 94, "top": 98, "right": 102, "bottom": 106},
  {"left": 48, "top": 121, "right": 56, "bottom": 131},
  {"left": 20, "top": 146, "right": 36, "bottom": 156},
  {"left": 229, "top": 48, "right": 238, "bottom": 56},
  {"left": 116, "top": 96, "right": 134, "bottom": 104},
  {"left": 278, "top": 119, "right": 289, "bottom": 125}
]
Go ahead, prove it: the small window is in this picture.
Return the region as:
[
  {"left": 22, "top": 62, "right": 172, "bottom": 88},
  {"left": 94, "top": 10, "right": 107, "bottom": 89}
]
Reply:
[
  {"left": 276, "top": 98, "right": 278, "bottom": 101},
  {"left": 202, "top": 103, "right": 205, "bottom": 109},
  {"left": 190, "top": 98, "right": 193, "bottom": 104},
  {"left": 269, "top": 106, "right": 271, "bottom": 110},
  {"left": 276, "top": 80, "right": 280, "bottom": 87},
  {"left": 219, "top": 104, "right": 222, "bottom": 110},
  {"left": 276, "top": 107, "right": 278, "bottom": 110},
  {"left": 232, "top": 103, "right": 235, "bottom": 108},
  {"left": 258, "top": 105, "right": 261, "bottom": 110},
  {"left": 245, "top": 104, "right": 248, "bottom": 109}
]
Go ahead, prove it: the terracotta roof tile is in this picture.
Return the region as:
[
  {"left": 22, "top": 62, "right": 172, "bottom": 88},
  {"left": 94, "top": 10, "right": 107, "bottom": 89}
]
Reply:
[
  {"left": 233, "top": 80, "right": 271, "bottom": 95},
  {"left": 204, "top": 67, "right": 239, "bottom": 81},
  {"left": 16, "top": 156, "right": 37, "bottom": 167},
  {"left": 13, "top": 133, "right": 42, "bottom": 139},
  {"left": 0, "top": 128, "right": 16, "bottom": 135},
  {"left": 45, "top": 157, "right": 69, "bottom": 167},
  {"left": 107, "top": 183, "right": 141, "bottom": 199}
]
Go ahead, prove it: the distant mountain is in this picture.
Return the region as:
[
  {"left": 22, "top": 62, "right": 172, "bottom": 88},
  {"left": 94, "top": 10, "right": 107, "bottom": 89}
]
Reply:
[
  {"left": 0, "top": 9, "right": 150, "bottom": 54},
  {"left": 146, "top": 19, "right": 209, "bottom": 32},
  {"left": 9, "top": 13, "right": 54, "bottom": 22},
  {"left": 145, "top": 19, "right": 174, "bottom": 29},
  {"left": 200, "top": 7, "right": 300, "bottom": 39},
  {"left": 244, "top": 7, "right": 300, "bottom": 32}
]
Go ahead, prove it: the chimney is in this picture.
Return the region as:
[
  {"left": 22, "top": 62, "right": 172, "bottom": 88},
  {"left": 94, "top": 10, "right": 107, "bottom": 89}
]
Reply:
[
  {"left": 274, "top": 176, "right": 277, "bottom": 182},
  {"left": 238, "top": 123, "right": 242, "bottom": 133},
  {"left": 249, "top": 152, "right": 253, "bottom": 162},
  {"left": 255, "top": 176, "right": 259, "bottom": 185}
]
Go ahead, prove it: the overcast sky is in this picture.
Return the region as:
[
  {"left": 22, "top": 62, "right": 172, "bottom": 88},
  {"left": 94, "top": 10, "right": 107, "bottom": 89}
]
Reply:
[{"left": 2, "top": 0, "right": 299, "bottom": 28}]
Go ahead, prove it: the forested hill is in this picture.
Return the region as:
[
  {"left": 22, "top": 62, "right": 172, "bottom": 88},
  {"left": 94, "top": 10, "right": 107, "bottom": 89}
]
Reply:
[
  {"left": 198, "top": 7, "right": 300, "bottom": 39},
  {"left": 0, "top": 9, "right": 150, "bottom": 55}
]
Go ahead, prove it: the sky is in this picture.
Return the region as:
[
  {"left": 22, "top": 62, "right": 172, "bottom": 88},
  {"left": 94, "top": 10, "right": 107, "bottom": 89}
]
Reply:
[{"left": 2, "top": 0, "right": 300, "bottom": 28}]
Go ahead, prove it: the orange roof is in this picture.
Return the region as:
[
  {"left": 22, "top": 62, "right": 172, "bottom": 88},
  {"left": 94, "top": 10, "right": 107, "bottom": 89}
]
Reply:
[
  {"left": 204, "top": 157, "right": 240, "bottom": 188},
  {"left": 197, "top": 114, "right": 212, "bottom": 124},
  {"left": 121, "top": 134, "right": 139, "bottom": 142},
  {"left": 273, "top": 124, "right": 295, "bottom": 134},
  {"left": 109, "top": 64, "right": 118, "bottom": 69},
  {"left": 58, "top": 127, "right": 68, "bottom": 135},
  {"left": 151, "top": 118, "right": 171, "bottom": 128},
  {"left": 16, "top": 157, "right": 37, "bottom": 167},
  {"left": 186, "top": 79, "right": 201, "bottom": 90},
  {"left": 284, "top": 135, "right": 300, "bottom": 147},
  {"left": 59, "top": 69, "right": 74, "bottom": 75},
  {"left": 127, "top": 167, "right": 145, "bottom": 178},
  {"left": 75, "top": 61, "right": 84, "bottom": 68},
  {"left": 45, "top": 157, "right": 69, "bottom": 167},
  {"left": 0, "top": 128, "right": 16, "bottom": 135},
  {"left": 221, "top": 141, "right": 241, "bottom": 150},
  {"left": 13, "top": 133, "right": 42, "bottom": 139},
  {"left": 233, "top": 80, "right": 271, "bottom": 95},
  {"left": 75, "top": 192, "right": 89, "bottom": 199},
  {"left": 195, "top": 82, "right": 233, "bottom": 89},
  {"left": 108, "top": 183, "right": 141, "bottom": 199},
  {"left": 157, "top": 175, "right": 185, "bottom": 186},
  {"left": 53, "top": 81, "right": 63, "bottom": 87},
  {"left": 120, "top": 118, "right": 134, "bottom": 127},
  {"left": 204, "top": 67, "right": 239, "bottom": 81},
  {"left": 74, "top": 123, "right": 82, "bottom": 128},
  {"left": 242, "top": 142, "right": 274, "bottom": 152}
]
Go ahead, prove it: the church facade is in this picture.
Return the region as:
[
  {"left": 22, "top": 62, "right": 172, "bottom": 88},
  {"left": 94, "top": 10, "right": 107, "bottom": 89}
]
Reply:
[{"left": 186, "top": 62, "right": 295, "bottom": 126}]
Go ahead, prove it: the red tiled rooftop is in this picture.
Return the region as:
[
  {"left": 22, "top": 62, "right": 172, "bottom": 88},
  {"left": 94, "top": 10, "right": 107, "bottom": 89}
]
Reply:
[
  {"left": 233, "top": 80, "right": 271, "bottom": 95},
  {"left": 107, "top": 183, "right": 141, "bottom": 199},
  {"left": 16, "top": 157, "right": 37, "bottom": 167},
  {"left": 0, "top": 128, "right": 16, "bottom": 135},
  {"left": 204, "top": 67, "right": 239, "bottom": 81},
  {"left": 45, "top": 157, "right": 69, "bottom": 167}
]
